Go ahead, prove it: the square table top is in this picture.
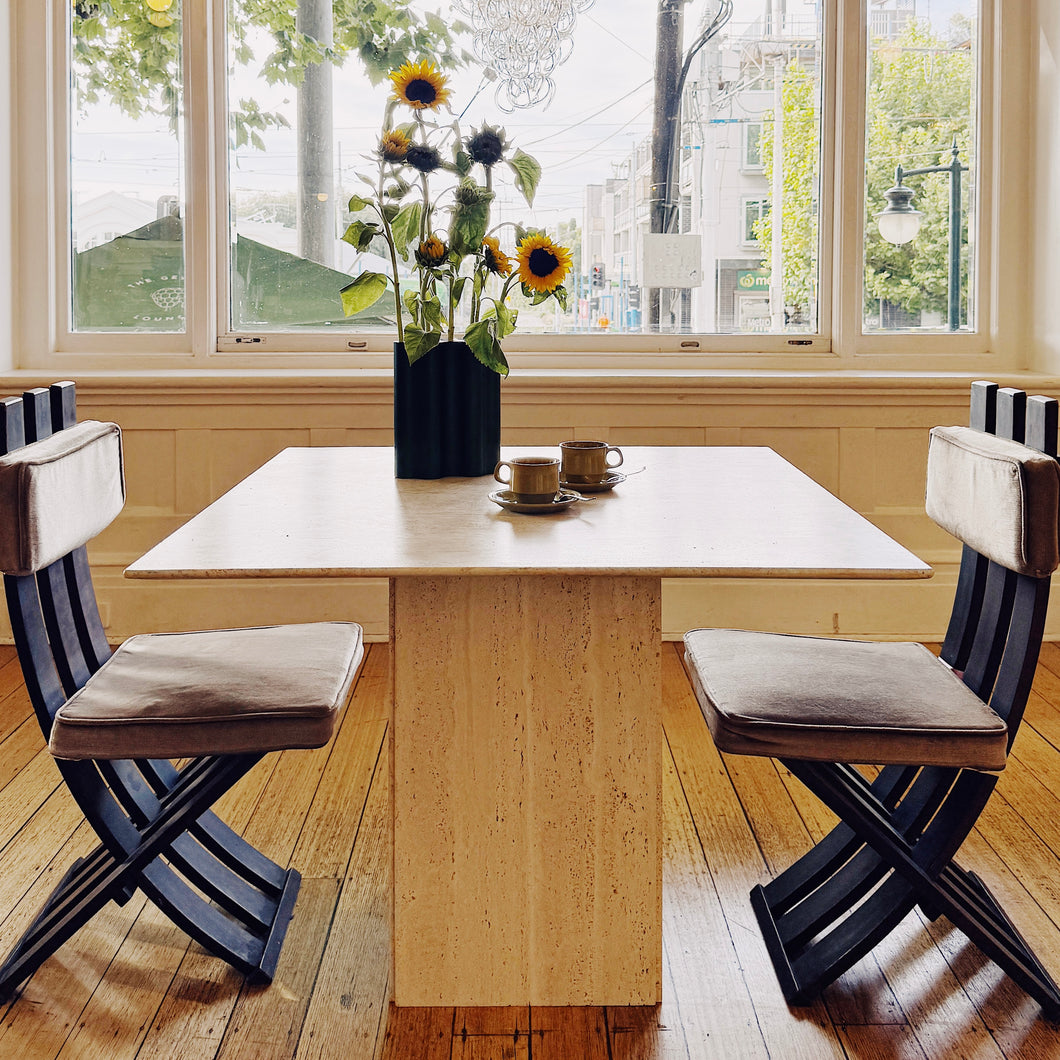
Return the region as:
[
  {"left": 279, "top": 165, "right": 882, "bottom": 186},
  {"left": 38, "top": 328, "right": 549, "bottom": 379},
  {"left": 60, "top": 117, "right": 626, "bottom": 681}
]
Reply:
[{"left": 125, "top": 445, "right": 932, "bottom": 581}]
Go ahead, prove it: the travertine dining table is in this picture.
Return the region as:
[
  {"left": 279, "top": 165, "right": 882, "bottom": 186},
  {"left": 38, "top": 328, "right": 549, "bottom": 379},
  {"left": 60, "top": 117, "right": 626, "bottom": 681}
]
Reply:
[{"left": 126, "top": 445, "right": 931, "bottom": 1007}]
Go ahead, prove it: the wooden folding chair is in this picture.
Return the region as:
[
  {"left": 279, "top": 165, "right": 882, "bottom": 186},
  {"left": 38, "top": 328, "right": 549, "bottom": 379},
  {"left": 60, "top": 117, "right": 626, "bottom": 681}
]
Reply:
[
  {"left": 683, "top": 380, "right": 1060, "bottom": 1017},
  {"left": 0, "top": 381, "right": 364, "bottom": 999}
]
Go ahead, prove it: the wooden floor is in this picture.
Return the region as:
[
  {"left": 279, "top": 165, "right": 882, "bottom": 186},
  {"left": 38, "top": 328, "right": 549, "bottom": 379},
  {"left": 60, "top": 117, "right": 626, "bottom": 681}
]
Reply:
[{"left": 0, "top": 640, "right": 1059, "bottom": 1058}]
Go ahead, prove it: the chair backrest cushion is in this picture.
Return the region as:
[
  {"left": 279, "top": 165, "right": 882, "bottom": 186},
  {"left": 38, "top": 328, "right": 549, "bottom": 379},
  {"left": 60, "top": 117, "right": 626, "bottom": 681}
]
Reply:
[
  {"left": 0, "top": 420, "right": 125, "bottom": 576},
  {"left": 926, "top": 424, "right": 1060, "bottom": 577}
]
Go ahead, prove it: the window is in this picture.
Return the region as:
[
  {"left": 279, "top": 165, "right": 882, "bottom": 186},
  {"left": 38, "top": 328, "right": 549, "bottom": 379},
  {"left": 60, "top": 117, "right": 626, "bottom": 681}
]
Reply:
[
  {"left": 743, "top": 122, "right": 763, "bottom": 171},
  {"left": 16, "top": 0, "right": 1002, "bottom": 368},
  {"left": 861, "top": 0, "right": 978, "bottom": 334},
  {"left": 743, "top": 199, "right": 769, "bottom": 245}
]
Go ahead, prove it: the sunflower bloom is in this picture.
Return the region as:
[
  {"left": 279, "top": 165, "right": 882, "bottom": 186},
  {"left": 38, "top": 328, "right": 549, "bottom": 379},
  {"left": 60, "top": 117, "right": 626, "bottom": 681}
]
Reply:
[
  {"left": 516, "top": 233, "right": 572, "bottom": 293},
  {"left": 390, "top": 60, "right": 451, "bottom": 112},
  {"left": 482, "top": 236, "right": 512, "bottom": 277},
  {"left": 378, "top": 129, "right": 410, "bottom": 162},
  {"left": 415, "top": 236, "right": 448, "bottom": 268}
]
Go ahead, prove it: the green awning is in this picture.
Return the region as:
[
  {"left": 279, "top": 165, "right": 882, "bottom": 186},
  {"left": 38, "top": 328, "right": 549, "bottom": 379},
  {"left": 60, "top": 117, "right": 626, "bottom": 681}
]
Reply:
[{"left": 73, "top": 215, "right": 394, "bottom": 331}]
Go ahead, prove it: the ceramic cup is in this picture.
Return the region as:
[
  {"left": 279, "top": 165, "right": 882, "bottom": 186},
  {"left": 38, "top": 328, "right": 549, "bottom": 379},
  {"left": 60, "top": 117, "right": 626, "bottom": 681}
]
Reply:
[
  {"left": 494, "top": 456, "right": 561, "bottom": 504},
  {"left": 559, "top": 440, "right": 624, "bottom": 484}
]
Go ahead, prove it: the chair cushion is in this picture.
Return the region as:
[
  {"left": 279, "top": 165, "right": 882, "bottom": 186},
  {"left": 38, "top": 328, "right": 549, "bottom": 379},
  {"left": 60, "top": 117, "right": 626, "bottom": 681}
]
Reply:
[
  {"left": 683, "top": 629, "right": 1008, "bottom": 770},
  {"left": 49, "top": 622, "right": 364, "bottom": 761},
  {"left": 0, "top": 420, "right": 124, "bottom": 577},
  {"left": 926, "top": 425, "right": 1060, "bottom": 578}
]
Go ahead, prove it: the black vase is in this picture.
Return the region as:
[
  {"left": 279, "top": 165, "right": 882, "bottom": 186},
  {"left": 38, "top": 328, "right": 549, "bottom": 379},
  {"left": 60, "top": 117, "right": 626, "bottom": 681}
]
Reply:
[{"left": 393, "top": 340, "right": 502, "bottom": 479}]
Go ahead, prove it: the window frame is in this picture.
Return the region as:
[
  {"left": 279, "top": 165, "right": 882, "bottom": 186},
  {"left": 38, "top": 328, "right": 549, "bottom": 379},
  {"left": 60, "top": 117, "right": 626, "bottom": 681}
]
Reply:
[{"left": 11, "top": 0, "right": 1021, "bottom": 375}]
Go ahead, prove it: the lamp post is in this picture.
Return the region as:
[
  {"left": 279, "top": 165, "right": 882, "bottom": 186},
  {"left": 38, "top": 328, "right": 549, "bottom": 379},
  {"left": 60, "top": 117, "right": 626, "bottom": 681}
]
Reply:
[{"left": 875, "top": 139, "right": 966, "bottom": 331}]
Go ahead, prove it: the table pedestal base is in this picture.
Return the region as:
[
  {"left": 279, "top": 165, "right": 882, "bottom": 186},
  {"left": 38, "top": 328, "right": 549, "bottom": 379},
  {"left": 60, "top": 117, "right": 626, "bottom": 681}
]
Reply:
[{"left": 391, "top": 574, "right": 662, "bottom": 1006}]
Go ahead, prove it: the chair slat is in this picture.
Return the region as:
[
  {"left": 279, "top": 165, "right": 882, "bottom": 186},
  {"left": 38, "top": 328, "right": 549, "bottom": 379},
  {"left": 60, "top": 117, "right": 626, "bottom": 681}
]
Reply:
[
  {"left": 21, "top": 388, "right": 51, "bottom": 444},
  {"left": 1027, "top": 395, "right": 1059, "bottom": 457},
  {"left": 941, "top": 381, "right": 1000, "bottom": 668},
  {"left": 0, "top": 396, "right": 25, "bottom": 452},
  {"left": 997, "top": 386, "right": 1027, "bottom": 443}
]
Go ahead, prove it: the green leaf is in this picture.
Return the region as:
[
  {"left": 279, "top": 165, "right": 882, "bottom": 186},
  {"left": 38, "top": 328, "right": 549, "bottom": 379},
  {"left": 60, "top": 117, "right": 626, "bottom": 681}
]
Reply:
[
  {"left": 403, "top": 324, "right": 441, "bottom": 366},
  {"left": 347, "top": 193, "right": 374, "bottom": 212},
  {"left": 391, "top": 201, "right": 422, "bottom": 254},
  {"left": 422, "top": 294, "right": 445, "bottom": 333},
  {"left": 340, "top": 272, "right": 388, "bottom": 316},
  {"left": 495, "top": 301, "right": 517, "bottom": 338},
  {"left": 454, "top": 148, "right": 472, "bottom": 176},
  {"left": 465, "top": 318, "right": 509, "bottom": 376},
  {"left": 451, "top": 275, "right": 468, "bottom": 306},
  {"left": 341, "top": 219, "right": 380, "bottom": 250},
  {"left": 450, "top": 186, "right": 493, "bottom": 255},
  {"left": 508, "top": 149, "right": 542, "bottom": 207}
]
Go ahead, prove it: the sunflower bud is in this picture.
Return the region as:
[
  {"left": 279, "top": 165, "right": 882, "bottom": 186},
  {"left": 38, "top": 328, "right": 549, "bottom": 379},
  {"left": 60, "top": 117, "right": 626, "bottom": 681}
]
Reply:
[
  {"left": 466, "top": 125, "right": 508, "bottom": 168},
  {"left": 415, "top": 236, "right": 449, "bottom": 268},
  {"left": 405, "top": 143, "right": 442, "bottom": 174}
]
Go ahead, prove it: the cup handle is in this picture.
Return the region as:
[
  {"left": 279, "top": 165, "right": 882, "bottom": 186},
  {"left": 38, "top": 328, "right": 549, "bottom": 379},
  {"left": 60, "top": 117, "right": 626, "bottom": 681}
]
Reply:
[
  {"left": 493, "top": 461, "right": 512, "bottom": 485},
  {"left": 606, "top": 446, "right": 624, "bottom": 469}
]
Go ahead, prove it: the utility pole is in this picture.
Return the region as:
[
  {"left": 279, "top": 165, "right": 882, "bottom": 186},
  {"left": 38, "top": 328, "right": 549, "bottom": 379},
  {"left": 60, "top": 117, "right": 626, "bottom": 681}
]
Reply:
[
  {"left": 649, "top": 0, "right": 684, "bottom": 331},
  {"left": 297, "top": 0, "right": 335, "bottom": 267}
]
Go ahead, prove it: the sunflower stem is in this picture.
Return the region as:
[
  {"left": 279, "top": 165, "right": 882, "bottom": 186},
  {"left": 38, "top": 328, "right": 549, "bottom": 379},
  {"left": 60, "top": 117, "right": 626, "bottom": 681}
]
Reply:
[{"left": 375, "top": 154, "right": 404, "bottom": 343}]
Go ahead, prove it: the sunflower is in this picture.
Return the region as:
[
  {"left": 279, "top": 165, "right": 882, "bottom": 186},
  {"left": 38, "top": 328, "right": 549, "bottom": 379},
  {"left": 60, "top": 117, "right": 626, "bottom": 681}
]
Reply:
[
  {"left": 415, "top": 236, "right": 448, "bottom": 268},
  {"left": 378, "top": 129, "right": 410, "bottom": 162},
  {"left": 404, "top": 143, "right": 442, "bottom": 174},
  {"left": 466, "top": 124, "right": 508, "bottom": 168},
  {"left": 390, "top": 59, "right": 451, "bottom": 112},
  {"left": 516, "top": 233, "right": 572, "bottom": 293},
  {"left": 481, "top": 236, "right": 512, "bottom": 277}
]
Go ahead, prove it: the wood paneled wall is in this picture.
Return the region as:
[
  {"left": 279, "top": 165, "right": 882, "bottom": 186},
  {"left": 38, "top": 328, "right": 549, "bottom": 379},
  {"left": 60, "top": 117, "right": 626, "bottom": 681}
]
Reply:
[{"left": 2, "top": 373, "right": 1054, "bottom": 642}]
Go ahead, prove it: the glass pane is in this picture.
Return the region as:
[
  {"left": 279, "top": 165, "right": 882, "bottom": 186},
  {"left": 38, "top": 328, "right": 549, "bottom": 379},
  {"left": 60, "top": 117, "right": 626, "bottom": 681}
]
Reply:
[
  {"left": 863, "top": 0, "right": 978, "bottom": 333},
  {"left": 69, "top": 0, "right": 185, "bottom": 333},
  {"left": 225, "top": 0, "right": 822, "bottom": 338}
]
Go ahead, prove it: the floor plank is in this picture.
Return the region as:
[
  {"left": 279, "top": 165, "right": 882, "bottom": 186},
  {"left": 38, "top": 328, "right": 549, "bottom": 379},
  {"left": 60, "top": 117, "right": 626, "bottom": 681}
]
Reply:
[{"left": 0, "top": 640, "right": 1057, "bottom": 1057}]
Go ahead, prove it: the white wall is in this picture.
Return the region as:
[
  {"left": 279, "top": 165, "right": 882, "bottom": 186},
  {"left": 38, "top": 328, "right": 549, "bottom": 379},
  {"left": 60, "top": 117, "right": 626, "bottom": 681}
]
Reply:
[
  {"left": 1033, "top": 0, "right": 1060, "bottom": 372},
  {"left": 0, "top": 0, "right": 12, "bottom": 373}
]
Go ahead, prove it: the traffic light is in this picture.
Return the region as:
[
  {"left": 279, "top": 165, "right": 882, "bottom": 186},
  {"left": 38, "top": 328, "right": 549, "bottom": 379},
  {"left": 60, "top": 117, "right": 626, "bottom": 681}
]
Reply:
[{"left": 591, "top": 263, "right": 605, "bottom": 287}]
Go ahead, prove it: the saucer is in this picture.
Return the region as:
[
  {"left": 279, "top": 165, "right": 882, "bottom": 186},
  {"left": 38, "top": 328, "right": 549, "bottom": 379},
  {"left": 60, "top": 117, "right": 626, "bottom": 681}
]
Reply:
[
  {"left": 559, "top": 471, "right": 626, "bottom": 493},
  {"left": 489, "top": 488, "right": 583, "bottom": 514}
]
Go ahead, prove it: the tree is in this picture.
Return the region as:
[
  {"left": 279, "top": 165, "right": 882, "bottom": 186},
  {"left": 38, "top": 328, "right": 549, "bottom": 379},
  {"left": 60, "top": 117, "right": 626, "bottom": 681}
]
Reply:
[
  {"left": 753, "top": 56, "right": 819, "bottom": 322},
  {"left": 72, "top": 1, "right": 467, "bottom": 144},
  {"left": 750, "top": 19, "right": 973, "bottom": 325},
  {"left": 70, "top": 1, "right": 468, "bottom": 264},
  {"left": 862, "top": 20, "right": 973, "bottom": 323}
]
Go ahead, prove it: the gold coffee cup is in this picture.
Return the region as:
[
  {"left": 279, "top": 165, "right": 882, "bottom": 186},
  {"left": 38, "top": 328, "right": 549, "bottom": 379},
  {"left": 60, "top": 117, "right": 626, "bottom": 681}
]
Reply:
[
  {"left": 494, "top": 456, "right": 561, "bottom": 503},
  {"left": 560, "top": 440, "right": 624, "bottom": 484}
]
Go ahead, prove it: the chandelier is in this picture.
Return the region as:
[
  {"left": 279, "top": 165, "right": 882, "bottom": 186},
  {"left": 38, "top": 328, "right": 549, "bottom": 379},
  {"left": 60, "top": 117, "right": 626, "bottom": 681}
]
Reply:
[{"left": 452, "top": 0, "right": 595, "bottom": 111}]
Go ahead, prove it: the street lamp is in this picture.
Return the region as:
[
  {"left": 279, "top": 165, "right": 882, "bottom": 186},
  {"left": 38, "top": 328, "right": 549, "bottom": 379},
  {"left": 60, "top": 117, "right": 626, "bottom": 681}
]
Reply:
[{"left": 875, "top": 138, "right": 967, "bottom": 330}]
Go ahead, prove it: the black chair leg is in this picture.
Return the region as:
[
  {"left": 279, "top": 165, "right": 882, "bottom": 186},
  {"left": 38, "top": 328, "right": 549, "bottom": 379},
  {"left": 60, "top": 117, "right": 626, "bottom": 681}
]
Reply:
[
  {"left": 752, "top": 758, "right": 1060, "bottom": 1019},
  {"left": 0, "top": 753, "right": 299, "bottom": 1000}
]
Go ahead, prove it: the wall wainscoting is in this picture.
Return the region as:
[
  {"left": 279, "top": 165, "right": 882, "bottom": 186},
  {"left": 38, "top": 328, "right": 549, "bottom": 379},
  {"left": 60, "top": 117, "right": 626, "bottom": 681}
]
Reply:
[{"left": 0, "top": 372, "right": 1050, "bottom": 643}]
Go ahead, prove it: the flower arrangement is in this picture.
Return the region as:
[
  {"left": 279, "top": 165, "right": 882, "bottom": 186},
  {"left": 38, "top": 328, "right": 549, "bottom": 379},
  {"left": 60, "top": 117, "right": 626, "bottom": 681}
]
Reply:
[{"left": 340, "top": 59, "right": 573, "bottom": 375}]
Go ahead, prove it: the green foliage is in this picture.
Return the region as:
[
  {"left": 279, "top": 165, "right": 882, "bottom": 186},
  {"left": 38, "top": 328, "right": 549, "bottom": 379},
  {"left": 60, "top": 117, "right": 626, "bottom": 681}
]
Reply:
[
  {"left": 339, "top": 270, "right": 387, "bottom": 314},
  {"left": 70, "top": 0, "right": 471, "bottom": 147},
  {"left": 754, "top": 59, "right": 819, "bottom": 316},
  {"left": 755, "top": 19, "right": 973, "bottom": 326},
  {"left": 862, "top": 20, "right": 973, "bottom": 322},
  {"left": 507, "top": 149, "right": 542, "bottom": 208}
]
